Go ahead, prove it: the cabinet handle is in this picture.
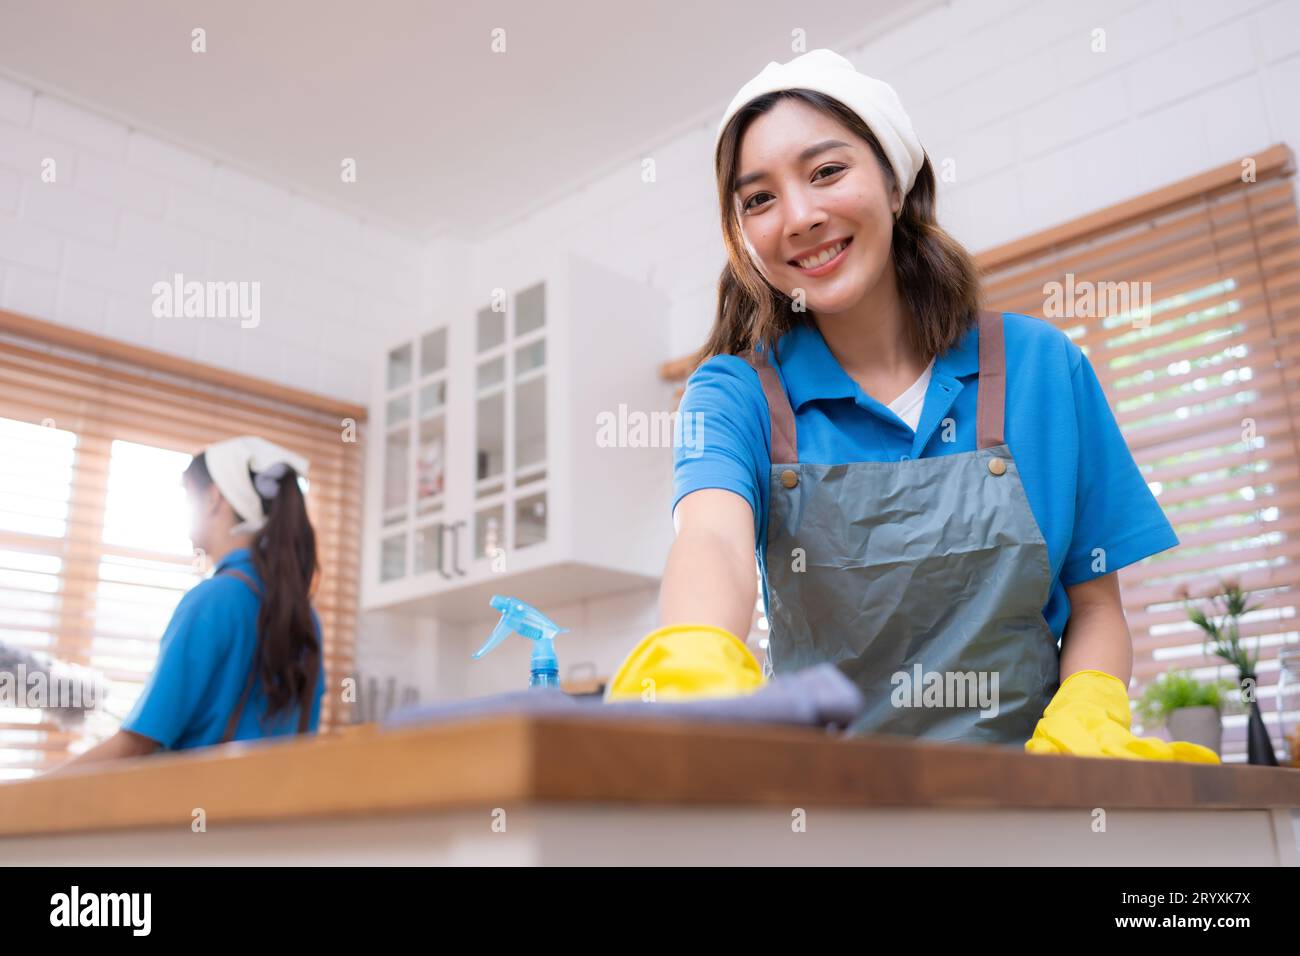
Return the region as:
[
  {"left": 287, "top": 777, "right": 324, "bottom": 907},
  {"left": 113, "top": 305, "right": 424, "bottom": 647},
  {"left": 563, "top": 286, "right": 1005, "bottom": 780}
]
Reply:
[
  {"left": 449, "top": 520, "right": 468, "bottom": 576},
  {"left": 435, "top": 522, "right": 451, "bottom": 580}
]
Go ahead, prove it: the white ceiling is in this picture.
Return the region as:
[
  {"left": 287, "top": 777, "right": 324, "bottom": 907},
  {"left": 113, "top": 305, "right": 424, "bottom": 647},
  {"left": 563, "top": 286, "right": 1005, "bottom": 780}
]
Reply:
[{"left": 0, "top": 0, "right": 928, "bottom": 238}]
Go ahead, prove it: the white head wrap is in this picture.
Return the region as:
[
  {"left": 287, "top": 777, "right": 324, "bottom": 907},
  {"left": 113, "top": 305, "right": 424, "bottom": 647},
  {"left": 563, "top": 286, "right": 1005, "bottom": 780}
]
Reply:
[
  {"left": 201, "top": 436, "right": 310, "bottom": 535},
  {"left": 715, "top": 48, "right": 925, "bottom": 214}
]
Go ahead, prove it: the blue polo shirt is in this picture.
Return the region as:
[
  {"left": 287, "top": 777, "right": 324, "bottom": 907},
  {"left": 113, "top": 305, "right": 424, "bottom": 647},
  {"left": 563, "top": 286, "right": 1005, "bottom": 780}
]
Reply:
[
  {"left": 671, "top": 311, "right": 1179, "bottom": 641},
  {"left": 122, "top": 547, "right": 327, "bottom": 749}
]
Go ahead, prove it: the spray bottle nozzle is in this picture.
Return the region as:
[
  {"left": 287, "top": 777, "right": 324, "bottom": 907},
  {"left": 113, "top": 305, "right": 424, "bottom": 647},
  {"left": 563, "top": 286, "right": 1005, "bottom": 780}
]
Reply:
[{"left": 472, "top": 595, "right": 568, "bottom": 688}]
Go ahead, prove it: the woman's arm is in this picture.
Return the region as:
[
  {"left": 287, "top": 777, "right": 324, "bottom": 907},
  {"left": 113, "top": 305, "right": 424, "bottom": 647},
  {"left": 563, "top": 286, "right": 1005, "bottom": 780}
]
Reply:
[
  {"left": 1060, "top": 571, "right": 1133, "bottom": 683},
  {"left": 47, "top": 728, "right": 161, "bottom": 775},
  {"left": 659, "top": 488, "right": 758, "bottom": 638}
]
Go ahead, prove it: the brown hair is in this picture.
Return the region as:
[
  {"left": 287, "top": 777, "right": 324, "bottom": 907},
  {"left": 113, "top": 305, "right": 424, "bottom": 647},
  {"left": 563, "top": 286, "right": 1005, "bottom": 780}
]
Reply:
[{"left": 689, "top": 89, "right": 983, "bottom": 370}]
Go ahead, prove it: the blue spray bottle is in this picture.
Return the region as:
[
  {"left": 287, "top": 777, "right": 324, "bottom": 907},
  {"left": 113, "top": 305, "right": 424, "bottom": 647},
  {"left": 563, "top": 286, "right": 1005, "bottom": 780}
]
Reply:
[{"left": 472, "top": 595, "right": 568, "bottom": 689}]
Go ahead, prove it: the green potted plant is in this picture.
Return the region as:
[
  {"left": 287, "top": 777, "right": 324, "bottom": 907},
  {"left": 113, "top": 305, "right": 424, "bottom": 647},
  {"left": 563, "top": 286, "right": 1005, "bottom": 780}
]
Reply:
[
  {"left": 1179, "top": 577, "right": 1279, "bottom": 766},
  {"left": 1135, "top": 669, "right": 1237, "bottom": 757}
]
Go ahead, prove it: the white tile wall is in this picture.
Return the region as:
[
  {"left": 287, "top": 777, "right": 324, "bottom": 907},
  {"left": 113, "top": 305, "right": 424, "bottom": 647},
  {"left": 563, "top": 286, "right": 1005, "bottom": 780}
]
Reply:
[
  {"left": 2, "top": 0, "right": 1298, "bottom": 706},
  {"left": 0, "top": 88, "right": 426, "bottom": 406}
]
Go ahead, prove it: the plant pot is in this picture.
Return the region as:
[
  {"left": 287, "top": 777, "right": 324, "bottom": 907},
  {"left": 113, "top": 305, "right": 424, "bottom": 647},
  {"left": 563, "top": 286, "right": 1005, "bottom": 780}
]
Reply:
[{"left": 1166, "top": 705, "right": 1222, "bottom": 756}]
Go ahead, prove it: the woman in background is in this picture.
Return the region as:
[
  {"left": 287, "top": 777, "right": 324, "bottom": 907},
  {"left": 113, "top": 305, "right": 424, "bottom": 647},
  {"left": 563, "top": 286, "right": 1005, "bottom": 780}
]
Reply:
[{"left": 55, "top": 436, "right": 326, "bottom": 768}]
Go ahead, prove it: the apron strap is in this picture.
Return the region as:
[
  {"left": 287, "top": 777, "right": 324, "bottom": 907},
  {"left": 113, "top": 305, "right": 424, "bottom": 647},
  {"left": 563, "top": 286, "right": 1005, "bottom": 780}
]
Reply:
[
  {"left": 739, "top": 349, "right": 799, "bottom": 464},
  {"left": 975, "top": 309, "right": 1007, "bottom": 450},
  {"left": 215, "top": 566, "right": 316, "bottom": 743},
  {"left": 741, "top": 307, "right": 1006, "bottom": 462}
]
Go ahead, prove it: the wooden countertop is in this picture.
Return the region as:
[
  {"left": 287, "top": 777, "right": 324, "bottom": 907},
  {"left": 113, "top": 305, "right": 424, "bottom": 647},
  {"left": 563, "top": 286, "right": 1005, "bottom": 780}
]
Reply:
[{"left": 2, "top": 715, "right": 1298, "bottom": 837}]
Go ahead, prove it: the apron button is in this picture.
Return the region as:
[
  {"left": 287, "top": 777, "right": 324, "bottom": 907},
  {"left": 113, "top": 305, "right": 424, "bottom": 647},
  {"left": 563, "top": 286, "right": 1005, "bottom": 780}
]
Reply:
[
  {"left": 988, "top": 457, "right": 1007, "bottom": 476},
  {"left": 780, "top": 468, "right": 799, "bottom": 488}
]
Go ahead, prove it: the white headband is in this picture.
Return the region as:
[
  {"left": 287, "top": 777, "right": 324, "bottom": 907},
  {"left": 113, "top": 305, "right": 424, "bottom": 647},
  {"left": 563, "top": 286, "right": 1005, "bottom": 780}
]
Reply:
[
  {"left": 202, "top": 436, "right": 310, "bottom": 535},
  {"left": 715, "top": 48, "right": 925, "bottom": 209}
]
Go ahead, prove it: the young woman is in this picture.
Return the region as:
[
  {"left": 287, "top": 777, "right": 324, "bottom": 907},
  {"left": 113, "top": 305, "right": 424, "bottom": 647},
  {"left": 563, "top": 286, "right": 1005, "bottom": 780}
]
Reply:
[
  {"left": 610, "top": 49, "right": 1215, "bottom": 762},
  {"left": 56, "top": 436, "right": 327, "bottom": 768}
]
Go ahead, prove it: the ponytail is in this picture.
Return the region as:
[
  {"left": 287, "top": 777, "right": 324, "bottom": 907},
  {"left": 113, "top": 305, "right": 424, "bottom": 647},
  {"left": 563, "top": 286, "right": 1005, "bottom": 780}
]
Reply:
[{"left": 249, "top": 467, "right": 320, "bottom": 723}]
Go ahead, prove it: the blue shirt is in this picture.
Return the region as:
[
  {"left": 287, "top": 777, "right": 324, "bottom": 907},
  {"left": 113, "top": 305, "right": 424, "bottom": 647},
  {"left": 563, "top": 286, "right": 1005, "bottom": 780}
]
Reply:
[
  {"left": 122, "top": 547, "right": 327, "bottom": 749},
  {"left": 671, "top": 311, "right": 1179, "bottom": 641}
]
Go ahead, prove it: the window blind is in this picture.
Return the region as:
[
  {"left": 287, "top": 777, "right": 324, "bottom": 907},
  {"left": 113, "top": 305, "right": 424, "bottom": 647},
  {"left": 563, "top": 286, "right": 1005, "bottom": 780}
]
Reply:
[
  {"left": 980, "top": 144, "right": 1300, "bottom": 762},
  {"left": 0, "top": 310, "right": 364, "bottom": 778}
]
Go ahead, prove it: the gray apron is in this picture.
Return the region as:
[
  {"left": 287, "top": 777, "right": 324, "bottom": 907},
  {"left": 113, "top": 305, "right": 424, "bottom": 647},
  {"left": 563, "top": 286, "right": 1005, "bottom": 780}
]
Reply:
[{"left": 743, "top": 309, "right": 1059, "bottom": 745}]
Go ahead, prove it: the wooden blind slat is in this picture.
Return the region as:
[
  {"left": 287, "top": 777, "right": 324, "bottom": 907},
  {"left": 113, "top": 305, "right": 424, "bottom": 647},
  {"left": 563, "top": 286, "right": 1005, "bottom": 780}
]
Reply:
[
  {"left": 982, "top": 144, "right": 1300, "bottom": 763},
  {"left": 1124, "top": 589, "right": 1297, "bottom": 631},
  {"left": 0, "top": 366, "right": 361, "bottom": 462},
  {"left": 981, "top": 179, "right": 1300, "bottom": 304}
]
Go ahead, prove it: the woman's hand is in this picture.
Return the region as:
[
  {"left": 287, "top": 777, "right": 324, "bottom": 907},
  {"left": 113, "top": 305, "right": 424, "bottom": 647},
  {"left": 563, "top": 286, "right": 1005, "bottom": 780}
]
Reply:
[
  {"left": 1026, "top": 669, "right": 1219, "bottom": 762},
  {"left": 605, "top": 623, "right": 766, "bottom": 702},
  {"left": 1029, "top": 573, "right": 1218, "bottom": 761},
  {"left": 46, "top": 729, "right": 160, "bottom": 775}
]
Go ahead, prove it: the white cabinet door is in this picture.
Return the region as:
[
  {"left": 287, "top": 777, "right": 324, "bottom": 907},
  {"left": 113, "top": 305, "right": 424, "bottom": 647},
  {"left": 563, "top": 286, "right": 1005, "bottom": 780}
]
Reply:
[
  {"left": 508, "top": 279, "right": 551, "bottom": 558},
  {"left": 467, "top": 270, "right": 556, "bottom": 584},
  {"left": 366, "top": 323, "right": 457, "bottom": 604},
  {"left": 467, "top": 295, "right": 509, "bottom": 577},
  {"left": 377, "top": 337, "right": 415, "bottom": 587},
  {"left": 409, "top": 326, "right": 452, "bottom": 581}
]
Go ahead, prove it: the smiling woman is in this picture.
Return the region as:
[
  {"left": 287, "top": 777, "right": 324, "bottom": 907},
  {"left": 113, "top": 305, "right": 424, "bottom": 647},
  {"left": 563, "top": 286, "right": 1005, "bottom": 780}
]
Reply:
[
  {"left": 696, "top": 55, "right": 981, "bottom": 386},
  {"left": 629, "top": 49, "right": 1218, "bottom": 762}
]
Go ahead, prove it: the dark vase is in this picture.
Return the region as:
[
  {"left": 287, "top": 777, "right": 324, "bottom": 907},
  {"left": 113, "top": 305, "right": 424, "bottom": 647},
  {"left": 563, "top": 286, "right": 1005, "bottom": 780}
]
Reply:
[{"left": 1242, "top": 674, "right": 1279, "bottom": 766}]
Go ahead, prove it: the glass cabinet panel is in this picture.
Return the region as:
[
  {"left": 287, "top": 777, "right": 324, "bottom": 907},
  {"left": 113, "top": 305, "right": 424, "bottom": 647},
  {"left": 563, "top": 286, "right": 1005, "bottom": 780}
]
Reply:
[
  {"left": 515, "top": 492, "right": 546, "bottom": 549},
  {"left": 475, "top": 505, "right": 504, "bottom": 561},
  {"left": 416, "top": 416, "right": 445, "bottom": 511},
  {"left": 477, "top": 356, "right": 504, "bottom": 392},
  {"left": 514, "top": 375, "right": 546, "bottom": 472},
  {"left": 476, "top": 392, "right": 504, "bottom": 483},
  {"left": 515, "top": 339, "right": 545, "bottom": 377},
  {"left": 477, "top": 306, "right": 505, "bottom": 353},
  {"left": 380, "top": 533, "right": 406, "bottom": 582},
  {"left": 386, "top": 344, "right": 412, "bottom": 390},
  {"left": 386, "top": 393, "right": 410, "bottom": 427},
  {"left": 414, "top": 523, "right": 444, "bottom": 575},
  {"left": 418, "top": 381, "right": 445, "bottom": 416},
  {"left": 514, "top": 283, "right": 545, "bottom": 336},
  {"left": 420, "top": 328, "right": 447, "bottom": 376},
  {"left": 383, "top": 425, "right": 409, "bottom": 517}
]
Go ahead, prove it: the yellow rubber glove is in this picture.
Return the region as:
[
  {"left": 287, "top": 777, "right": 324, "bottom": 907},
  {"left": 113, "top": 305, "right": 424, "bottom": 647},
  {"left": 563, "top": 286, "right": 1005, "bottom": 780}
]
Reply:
[
  {"left": 605, "top": 624, "right": 767, "bottom": 703},
  {"left": 1026, "top": 669, "right": 1220, "bottom": 762}
]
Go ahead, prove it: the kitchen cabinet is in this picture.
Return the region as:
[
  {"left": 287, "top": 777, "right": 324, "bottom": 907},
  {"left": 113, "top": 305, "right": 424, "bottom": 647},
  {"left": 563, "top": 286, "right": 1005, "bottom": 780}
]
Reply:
[{"left": 361, "top": 253, "right": 673, "bottom": 622}]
